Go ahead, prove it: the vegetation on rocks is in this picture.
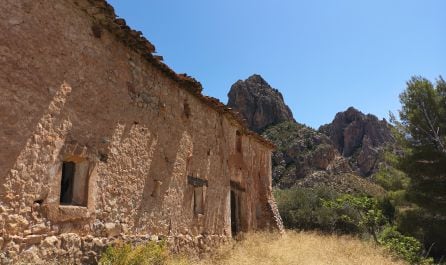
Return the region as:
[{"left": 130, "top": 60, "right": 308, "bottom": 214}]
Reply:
[
  {"left": 263, "top": 122, "right": 385, "bottom": 195},
  {"left": 262, "top": 122, "right": 339, "bottom": 187},
  {"left": 372, "top": 151, "right": 410, "bottom": 192}
]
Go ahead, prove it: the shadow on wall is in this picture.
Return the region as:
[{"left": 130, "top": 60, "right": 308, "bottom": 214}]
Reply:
[
  {"left": 1, "top": 82, "right": 74, "bottom": 206},
  {"left": 1, "top": 79, "right": 222, "bottom": 236},
  {"left": 0, "top": 81, "right": 66, "bottom": 189},
  {"left": 135, "top": 130, "right": 193, "bottom": 234}
]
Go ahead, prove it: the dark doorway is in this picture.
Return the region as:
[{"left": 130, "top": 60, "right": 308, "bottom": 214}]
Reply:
[
  {"left": 230, "top": 190, "right": 239, "bottom": 236},
  {"left": 60, "top": 161, "right": 75, "bottom": 204},
  {"left": 59, "top": 160, "right": 90, "bottom": 206}
]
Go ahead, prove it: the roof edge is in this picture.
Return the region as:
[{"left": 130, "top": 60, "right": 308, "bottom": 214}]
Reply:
[{"left": 77, "top": 0, "right": 275, "bottom": 149}]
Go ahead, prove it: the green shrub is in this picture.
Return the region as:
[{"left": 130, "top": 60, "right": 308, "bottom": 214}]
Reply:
[
  {"left": 372, "top": 150, "right": 410, "bottom": 192},
  {"left": 274, "top": 187, "right": 362, "bottom": 234},
  {"left": 397, "top": 208, "right": 446, "bottom": 260},
  {"left": 379, "top": 226, "right": 433, "bottom": 265},
  {"left": 373, "top": 165, "right": 410, "bottom": 192},
  {"left": 387, "top": 190, "right": 409, "bottom": 207},
  {"left": 323, "top": 195, "right": 387, "bottom": 242},
  {"left": 99, "top": 241, "right": 169, "bottom": 265},
  {"left": 378, "top": 197, "right": 396, "bottom": 224},
  {"left": 275, "top": 187, "right": 331, "bottom": 230}
]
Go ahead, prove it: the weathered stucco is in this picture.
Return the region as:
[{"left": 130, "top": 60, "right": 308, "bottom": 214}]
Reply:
[{"left": 0, "top": 0, "right": 283, "bottom": 264}]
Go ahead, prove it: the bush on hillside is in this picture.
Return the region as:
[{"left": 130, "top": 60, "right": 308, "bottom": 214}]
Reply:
[
  {"left": 379, "top": 226, "right": 433, "bottom": 265},
  {"left": 372, "top": 150, "right": 410, "bottom": 192},
  {"left": 378, "top": 197, "right": 396, "bottom": 224},
  {"left": 274, "top": 187, "right": 362, "bottom": 234},
  {"left": 387, "top": 190, "right": 409, "bottom": 207},
  {"left": 397, "top": 208, "right": 446, "bottom": 261},
  {"left": 373, "top": 166, "right": 410, "bottom": 192},
  {"left": 275, "top": 187, "right": 436, "bottom": 264},
  {"left": 323, "top": 194, "right": 387, "bottom": 242}
]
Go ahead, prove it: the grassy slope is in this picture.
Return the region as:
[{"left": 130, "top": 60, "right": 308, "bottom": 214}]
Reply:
[{"left": 173, "top": 231, "right": 406, "bottom": 265}]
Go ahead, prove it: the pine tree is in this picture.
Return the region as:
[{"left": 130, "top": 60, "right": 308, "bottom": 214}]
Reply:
[{"left": 397, "top": 76, "right": 446, "bottom": 258}]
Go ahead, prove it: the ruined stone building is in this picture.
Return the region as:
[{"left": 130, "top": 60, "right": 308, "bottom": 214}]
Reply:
[{"left": 0, "top": 0, "right": 283, "bottom": 263}]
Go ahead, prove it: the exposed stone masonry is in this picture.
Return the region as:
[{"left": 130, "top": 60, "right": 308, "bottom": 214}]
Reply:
[
  {"left": 78, "top": 0, "right": 274, "bottom": 148},
  {"left": 0, "top": 0, "right": 283, "bottom": 264}
]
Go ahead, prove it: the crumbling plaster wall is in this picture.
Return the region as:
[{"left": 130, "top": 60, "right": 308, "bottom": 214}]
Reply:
[{"left": 0, "top": 0, "right": 282, "bottom": 264}]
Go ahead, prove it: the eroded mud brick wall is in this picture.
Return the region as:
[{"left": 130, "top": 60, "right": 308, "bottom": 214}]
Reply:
[{"left": 0, "top": 0, "right": 282, "bottom": 263}]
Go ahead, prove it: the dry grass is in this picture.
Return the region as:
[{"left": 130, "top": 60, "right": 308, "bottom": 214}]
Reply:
[{"left": 171, "top": 231, "right": 407, "bottom": 265}]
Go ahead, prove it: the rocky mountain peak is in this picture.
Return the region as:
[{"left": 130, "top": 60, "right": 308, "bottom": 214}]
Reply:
[
  {"left": 341, "top": 107, "right": 365, "bottom": 123},
  {"left": 319, "top": 107, "right": 394, "bottom": 176},
  {"left": 227, "top": 74, "right": 294, "bottom": 132},
  {"left": 245, "top": 74, "right": 269, "bottom": 86}
]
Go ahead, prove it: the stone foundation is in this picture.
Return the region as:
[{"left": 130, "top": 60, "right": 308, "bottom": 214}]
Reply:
[
  {"left": 0, "top": 200, "right": 231, "bottom": 264},
  {"left": 1, "top": 232, "right": 229, "bottom": 265}
]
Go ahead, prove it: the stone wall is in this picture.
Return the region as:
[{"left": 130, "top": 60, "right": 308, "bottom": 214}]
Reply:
[{"left": 0, "top": 0, "right": 283, "bottom": 264}]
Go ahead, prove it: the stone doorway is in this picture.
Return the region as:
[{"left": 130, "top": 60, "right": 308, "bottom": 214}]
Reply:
[{"left": 230, "top": 189, "right": 241, "bottom": 236}]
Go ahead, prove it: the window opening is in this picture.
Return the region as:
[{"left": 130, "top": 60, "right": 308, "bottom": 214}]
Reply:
[
  {"left": 151, "top": 180, "right": 162, "bottom": 198},
  {"left": 60, "top": 160, "right": 89, "bottom": 206},
  {"left": 193, "top": 186, "right": 204, "bottom": 215},
  {"left": 236, "top": 130, "right": 242, "bottom": 153},
  {"left": 60, "top": 161, "right": 75, "bottom": 204},
  {"left": 188, "top": 175, "right": 207, "bottom": 215},
  {"left": 183, "top": 99, "right": 191, "bottom": 118}
]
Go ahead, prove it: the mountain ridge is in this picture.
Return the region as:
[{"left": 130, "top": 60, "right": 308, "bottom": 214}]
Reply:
[{"left": 227, "top": 74, "right": 393, "bottom": 194}]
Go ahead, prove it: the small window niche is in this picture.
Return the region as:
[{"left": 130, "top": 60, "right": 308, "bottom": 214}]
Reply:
[
  {"left": 236, "top": 130, "right": 242, "bottom": 153},
  {"left": 193, "top": 186, "right": 204, "bottom": 215},
  {"left": 183, "top": 99, "right": 191, "bottom": 119},
  {"left": 188, "top": 176, "right": 208, "bottom": 215},
  {"left": 151, "top": 180, "right": 162, "bottom": 198},
  {"left": 60, "top": 159, "right": 90, "bottom": 207}
]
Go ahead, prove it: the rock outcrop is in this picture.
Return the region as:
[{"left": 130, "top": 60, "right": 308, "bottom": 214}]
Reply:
[
  {"left": 319, "top": 107, "right": 394, "bottom": 176},
  {"left": 227, "top": 76, "right": 391, "bottom": 194},
  {"left": 262, "top": 121, "right": 384, "bottom": 195},
  {"left": 227, "top": 74, "right": 294, "bottom": 132}
]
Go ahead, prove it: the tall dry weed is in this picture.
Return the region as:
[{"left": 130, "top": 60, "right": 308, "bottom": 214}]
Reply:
[{"left": 172, "top": 231, "right": 407, "bottom": 265}]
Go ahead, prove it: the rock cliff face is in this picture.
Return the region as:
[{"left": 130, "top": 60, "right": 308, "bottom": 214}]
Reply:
[
  {"left": 262, "top": 122, "right": 349, "bottom": 186},
  {"left": 319, "top": 107, "right": 394, "bottom": 176},
  {"left": 262, "top": 121, "right": 384, "bottom": 195},
  {"left": 227, "top": 74, "right": 294, "bottom": 132},
  {"left": 226, "top": 76, "right": 390, "bottom": 194}
]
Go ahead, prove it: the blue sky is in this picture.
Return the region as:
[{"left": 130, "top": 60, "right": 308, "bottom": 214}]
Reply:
[{"left": 108, "top": 0, "right": 446, "bottom": 128}]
